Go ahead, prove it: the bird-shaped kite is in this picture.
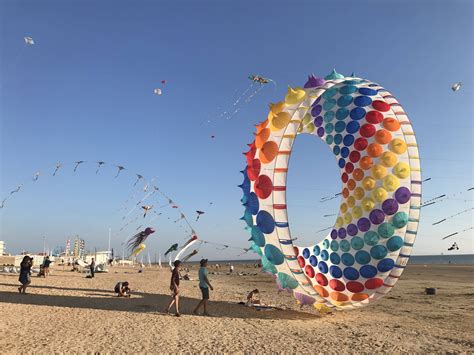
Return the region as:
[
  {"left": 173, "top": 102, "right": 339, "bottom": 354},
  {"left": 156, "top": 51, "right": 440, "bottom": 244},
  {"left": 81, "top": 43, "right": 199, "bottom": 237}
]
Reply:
[
  {"left": 96, "top": 161, "right": 106, "bottom": 174},
  {"left": 134, "top": 174, "right": 144, "bottom": 186},
  {"left": 74, "top": 161, "right": 85, "bottom": 172},
  {"left": 141, "top": 205, "right": 153, "bottom": 218},
  {"left": 115, "top": 165, "right": 126, "bottom": 178},
  {"left": 195, "top": 210, "right": 205, "bottom": 221},
  {"left": 53, "top": 163, "right": 62, "bottom": 176}
]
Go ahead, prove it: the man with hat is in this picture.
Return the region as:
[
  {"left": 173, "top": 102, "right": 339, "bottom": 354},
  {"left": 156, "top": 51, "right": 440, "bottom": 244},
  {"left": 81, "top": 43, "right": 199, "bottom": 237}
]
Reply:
[{"left": 193, "top": 258, "right": 213, "bottom": 316}]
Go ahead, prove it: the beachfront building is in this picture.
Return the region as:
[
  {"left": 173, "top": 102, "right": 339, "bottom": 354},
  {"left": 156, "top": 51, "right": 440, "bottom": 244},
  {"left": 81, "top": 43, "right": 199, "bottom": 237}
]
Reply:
[
  {"left": 84, "top": 251, "right": 110, "bottom": 265},
  {"left": 0, "top": 241, "right": 5, "bottom": 255}
]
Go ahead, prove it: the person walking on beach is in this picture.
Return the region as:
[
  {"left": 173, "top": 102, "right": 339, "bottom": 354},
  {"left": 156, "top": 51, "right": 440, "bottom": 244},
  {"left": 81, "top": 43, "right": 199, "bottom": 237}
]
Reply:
[
  {"left": 18, "top": 256, "right": 33, "bottom": 294},
  {"left": 89, "top": 258, "right": 95, "bottom": 278},
  {"left": 43, "top": 256, "right": 52, "bottom": 276},
  {"left": 193, "top": 258, "right": 213, "bottom": 316},
  {"left": 167, "top": 260, "right": 181, "bottom": 317}
]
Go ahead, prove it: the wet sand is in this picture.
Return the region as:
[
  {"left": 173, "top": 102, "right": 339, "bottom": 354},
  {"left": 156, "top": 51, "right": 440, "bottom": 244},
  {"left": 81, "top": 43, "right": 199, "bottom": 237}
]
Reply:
[{"left": 0, "top": 264, "right": 473, "bottom": 353}]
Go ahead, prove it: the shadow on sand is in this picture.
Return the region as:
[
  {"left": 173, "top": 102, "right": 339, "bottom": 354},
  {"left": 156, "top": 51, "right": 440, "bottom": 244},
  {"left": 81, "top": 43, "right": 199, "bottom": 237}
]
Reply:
[{"left": 0, "top": 281, "right": 318, "bottom": 320}]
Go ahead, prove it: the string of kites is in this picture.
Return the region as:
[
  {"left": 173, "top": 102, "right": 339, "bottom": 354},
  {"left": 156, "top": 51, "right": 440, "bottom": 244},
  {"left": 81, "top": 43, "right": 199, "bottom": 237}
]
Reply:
[
  {"left": 0, "top": 161, "right": 198, "bottom": 242},
  {"left": 315, "top": 185, "right": 472, "bottom": 242},
  {"left": 1, "top": 160, "right": 252, "bottom": 259}
]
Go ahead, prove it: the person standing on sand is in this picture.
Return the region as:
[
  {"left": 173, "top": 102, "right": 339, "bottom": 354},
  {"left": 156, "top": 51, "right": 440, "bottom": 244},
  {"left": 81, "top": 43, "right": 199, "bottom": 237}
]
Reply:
[
  {"left": 43, "top": 256, "right": 52, "bottom": 276},
  {"left": 167, "top": 260, "right": 181, "bottom": 317},
  {"left": 18, "top": 256, "right": 33, "bottom": 294},
  {"left": 89, "top": 258, "right": 95, "bottom": 278},
  {"left": 193, "top": 259, "right": 213, "bottom": 316}
]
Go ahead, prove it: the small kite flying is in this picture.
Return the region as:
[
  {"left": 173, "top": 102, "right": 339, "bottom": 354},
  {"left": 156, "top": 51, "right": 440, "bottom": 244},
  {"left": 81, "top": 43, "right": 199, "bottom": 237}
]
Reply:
[
  {"left": 451, "top": 82, "right": 462, "bottom": 92},
  {"left": 74, "top": 161, "right": 85, "bottom": 172},
  {"left": 195, "top": 210, "right": 205, "bottom": 221},
  {"left": 141, "top": 205, "right": 153, "bottom": 218},
  {"left": 24, "top": 36, "right": 34, "bottom": 45},
  {"left": 248, "top": 74, "right": 271, "bottom": 85},
  {"left": 96, "top": 161, "right": 106, "bottom": 174},
  {"left": 115, "top": 165, "right": 126, "bottom": 178},
  {"left": 448, "top": 242, "right": 459, "bottom": 251},
  {"left": 53, "top": 163, "right": 62, "bottom": 176}
]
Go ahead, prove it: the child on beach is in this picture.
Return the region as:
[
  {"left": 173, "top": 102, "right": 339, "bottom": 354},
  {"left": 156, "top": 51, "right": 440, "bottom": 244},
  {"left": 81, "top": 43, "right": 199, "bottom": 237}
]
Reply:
[
  {"left": 18, "top": 256, "right": 33, "bottom": 294},
  {"left": 193, "top": 258, "right": 213, "bottom": 316},
  {"left": 167, "top": 260, "right": 181, "bottom": 317}
]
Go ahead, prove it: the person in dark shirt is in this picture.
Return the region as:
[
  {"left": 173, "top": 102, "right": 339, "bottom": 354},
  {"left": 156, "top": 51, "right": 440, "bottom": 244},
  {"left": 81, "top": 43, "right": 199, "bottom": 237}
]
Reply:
[
  {"left": 89, "top": 258, "right": 95, "bottom": 278},
  {"left": 43, "top": 256, "right": 52, "bottom": 276},
  {"left": 166, "top": 260, "right": 181, "bottom": 317},
  {"left": 18, "top": 256, "right": 33, "bottom": 294}
]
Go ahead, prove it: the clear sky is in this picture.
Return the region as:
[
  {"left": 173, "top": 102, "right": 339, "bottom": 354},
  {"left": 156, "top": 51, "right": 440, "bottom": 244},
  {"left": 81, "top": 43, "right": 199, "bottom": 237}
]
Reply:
[{"left": 1, "top": 0, "right": 473, "bottom": 259}]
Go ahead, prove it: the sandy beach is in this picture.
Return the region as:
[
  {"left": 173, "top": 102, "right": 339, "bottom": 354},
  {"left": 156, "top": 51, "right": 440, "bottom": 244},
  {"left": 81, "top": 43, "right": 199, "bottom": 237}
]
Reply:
[{"left": 0, "top": 264, "right": 472, "bottom": 353}]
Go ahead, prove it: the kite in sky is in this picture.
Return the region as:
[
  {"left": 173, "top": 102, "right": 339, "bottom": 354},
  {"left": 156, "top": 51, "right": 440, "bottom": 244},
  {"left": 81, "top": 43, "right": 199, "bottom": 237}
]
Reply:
[
  {"left": 195, "top": 210, "right": 205, "bottom": 221},
  {"left": 96, "top": 161, "right": 106, "bottom": 174},
  {"left": 134, "top": 174, "right": 144, "bottom": 186},
  {"left": 115, "top": 165, "right": 126, "bottom": 178},
  {"left": 206, "top": 74, "right": 276, "bottom": 123},
  {"left": 53, "top": 163, "right": 62, "bottom": 176},
  {"left": 131, "top": 243, "right": 146, "bottom": 256},
  {"left": 240, "top": 70, "right": 423, "bottom": 310},
  {"left": 164, "top": 243, "right": 178, "bottom": 256},
  {"left": 248, "top": 74, "right": 271, "bottom": 84},
  {"left": 32, "top": 172, "right": 40, "bottom": 181},
  {"left": 451, "top": 82, "right": 462, "bottom": 92},
  {"left": 154, "top": 88, "right": 162, "bottom": 95},
  {"left": 126, "top": 227, "right": 155, "bottom": 253},
  {"left": 24, "top": 36, "right": 34, "bottom": 45},
  {"left": 74, "top": 161, "right": 85, "bottom": 172},
  {"left": 448, "top": 242, "right": 459, "bottom": 251},
  {"left": 141, "top": 205, "right": 153, "bottom": 218}
]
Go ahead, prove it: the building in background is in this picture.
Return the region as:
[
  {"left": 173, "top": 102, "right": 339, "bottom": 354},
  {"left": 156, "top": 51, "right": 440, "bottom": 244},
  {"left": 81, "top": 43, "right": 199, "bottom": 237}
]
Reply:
[
  {"left": 84, "top": 251, "right": 110, "bottom": 265},
  {"left": 0, "top": 241, "right": 5, "bottom": 255}
]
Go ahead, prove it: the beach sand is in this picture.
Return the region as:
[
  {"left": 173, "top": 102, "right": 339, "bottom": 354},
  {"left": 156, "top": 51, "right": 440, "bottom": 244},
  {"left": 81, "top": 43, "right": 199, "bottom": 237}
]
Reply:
[{"left": 0, "top": 264, "right": 472, "bottom": 353}]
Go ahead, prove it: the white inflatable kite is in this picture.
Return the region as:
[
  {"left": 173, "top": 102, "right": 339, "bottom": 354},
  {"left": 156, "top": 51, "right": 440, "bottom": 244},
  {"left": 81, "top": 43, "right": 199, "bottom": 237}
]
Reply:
[{"left": 240, "top": 70, "right": 422, "bottom": 310}]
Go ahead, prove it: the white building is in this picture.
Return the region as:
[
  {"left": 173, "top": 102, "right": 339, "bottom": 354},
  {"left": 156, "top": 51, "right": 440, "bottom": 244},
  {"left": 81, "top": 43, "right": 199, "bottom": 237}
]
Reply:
[
  {"left": 84, "top": 251, "right": 110, "bottom": 265},
  {"left": 0, "top": 241, "right": 5, "bottom": 255}
]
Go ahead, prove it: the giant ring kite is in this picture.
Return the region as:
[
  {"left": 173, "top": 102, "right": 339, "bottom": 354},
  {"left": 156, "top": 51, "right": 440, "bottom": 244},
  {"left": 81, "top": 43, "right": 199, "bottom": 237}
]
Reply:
[{"left": 240, "top": 70, "right": 421, "bottom": 310}]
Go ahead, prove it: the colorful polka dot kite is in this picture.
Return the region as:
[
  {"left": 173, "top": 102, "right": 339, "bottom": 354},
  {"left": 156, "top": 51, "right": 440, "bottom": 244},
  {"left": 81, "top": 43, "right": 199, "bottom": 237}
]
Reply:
[{"left": 240, "top": 70, "right": 421, "bottom": 310}]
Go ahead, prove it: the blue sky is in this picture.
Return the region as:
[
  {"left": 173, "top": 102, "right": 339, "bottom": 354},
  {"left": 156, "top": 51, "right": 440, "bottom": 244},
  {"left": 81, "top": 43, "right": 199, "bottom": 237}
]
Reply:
[{"left": 1, "top": 0, "right": 473, "bottom": 258}]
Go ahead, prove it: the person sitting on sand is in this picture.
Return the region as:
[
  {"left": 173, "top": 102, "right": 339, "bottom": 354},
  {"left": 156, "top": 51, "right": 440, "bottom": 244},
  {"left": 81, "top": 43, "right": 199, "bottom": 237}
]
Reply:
[
  {"left": 193, "top": 258, "right": 213, "bottom": 316},
  {"left": 246, "top": 289, "right": 261, "bottom": 307},
  {"left": 166, "top": 260, "right": 181, "bottom": 317},
  {"left": 114, "top": 281, "right": 131, "bottom": 297},
  {"left": 18, "top": 256, "right": 33, "bottom": 294}
]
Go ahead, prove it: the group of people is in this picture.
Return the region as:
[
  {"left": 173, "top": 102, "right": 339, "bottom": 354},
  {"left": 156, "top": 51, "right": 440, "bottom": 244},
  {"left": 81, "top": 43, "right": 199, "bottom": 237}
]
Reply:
[
  {"left": 18, "top": 254, "right": 215, "bottom": 317},
  {"left": 166, "top": 258, "right": 213, "bottom": 317}
]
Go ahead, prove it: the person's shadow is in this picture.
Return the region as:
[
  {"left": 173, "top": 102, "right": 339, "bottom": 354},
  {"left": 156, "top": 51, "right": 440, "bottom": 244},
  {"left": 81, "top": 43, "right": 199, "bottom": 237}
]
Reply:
[{"left": 0, "top": 282, "right": 318, "bottom": 320}]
